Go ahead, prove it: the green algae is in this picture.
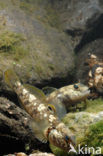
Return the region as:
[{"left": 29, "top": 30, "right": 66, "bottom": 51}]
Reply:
[
  {"left": 51, "top": 98, "right": 103, "bottom": 155},
  {"left": 77, "top": 120, "right": 103, "bottom": 155},
  {"left": 82, "top": 120, "right": 103, "bottom": 147},
  {"left": 0, "top": 2, "right": 6, "bottom": 9},
  {"left": 0, "top": 31, "right": 24, "bottom": 51},
  {"left": 0, "top": 30, "right": 28, "bottom": 61},
  {"left": 19, "top": 0, "right": 44, "bottom": 14},
  {"left": 12, "top": 45, "right": 28, "bottom": 61},
  {"left": 19, "top": 0, "right": 61, "bottom": 29},
  {"left": 20, "top": 1, "right": 36, "bottom": 13},
  {"left": 50, "top": 144, "right": 69, "bottom": 156},
  {"left": 40, "top": 5, "right": 61, "bottom": 29},
  {"left": 69, "top": 98, "right": 103, "bottom": 113},
  {"left": 81, "top": 98, "right": 103, "bottom": 113}
]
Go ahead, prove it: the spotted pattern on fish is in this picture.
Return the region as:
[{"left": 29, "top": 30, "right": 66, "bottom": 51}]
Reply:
[
  {"left": 13, "top": 81, "right": 57, "bottom": 127},
  {"left": 4, "top": 69, "right": 76, "bottom": 152}
]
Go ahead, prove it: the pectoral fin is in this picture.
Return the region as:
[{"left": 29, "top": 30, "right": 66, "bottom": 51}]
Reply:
[{"left": 30, "top": 120, "right": 47, "bottom": 143}]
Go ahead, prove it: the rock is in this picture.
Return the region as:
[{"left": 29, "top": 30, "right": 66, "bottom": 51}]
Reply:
[
  {"left": 29, "top": 153, "right": 55, "bottom": 156},
  {"left": 0, "top": 0, "right": 75, "bottom": 91},
  {"left": 0, "top": 97, "right": 50, "bottom": 155},
  {"left": 51, "top": 0, "right": 103, "bottom": 52},
  {"left": 5, "top": 152, "right": 55, "bottom": 156},
  {"left": 76, "top": 39, "right": 103, "bottom": 84}
]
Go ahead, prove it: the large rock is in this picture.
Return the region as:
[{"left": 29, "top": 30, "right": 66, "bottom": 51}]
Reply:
[
  {"left": 0, "top": 0, "right": 75, "bottom": 90},
  {"left": 51, "top": 0, "right": 103, "bottom": 52},
  {"left": 0, "top": 97, "right": 50, "bottom": 155}
]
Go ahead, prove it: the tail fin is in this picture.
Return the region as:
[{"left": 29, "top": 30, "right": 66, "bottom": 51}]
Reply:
[{"left": 4, "top": 69, "right": 20, "bottom": 90}]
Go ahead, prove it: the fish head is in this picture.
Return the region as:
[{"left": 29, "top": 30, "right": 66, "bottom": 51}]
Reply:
[
  {"left": 48, "top": 122, "right": 76, "bottom": 152},
  {"left": 62, "top": 83, "right": 90, "bottom": 103}
]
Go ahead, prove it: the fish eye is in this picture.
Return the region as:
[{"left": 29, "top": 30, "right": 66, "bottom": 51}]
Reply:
[
  {"left": 47, "top": 104, "right": 56, "bottom": 113},
  {"left": 74, "top": 84, "right": 79, "bottom": 89},
  {"left": 48, "top": 106, "right": 52, "bottom": 111},
  {"left": 65, "top": 135, "right": 69, "bottom": 141}
]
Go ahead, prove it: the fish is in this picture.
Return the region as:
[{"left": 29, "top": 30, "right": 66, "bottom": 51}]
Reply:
[
  {"left": 46, "top": 83, "right": 90, "bottom": 112},
  {"left": 88, "top": 64, "right": 103, "bottom": 94},
  {"left": 4, "top": 69, "right": 76, "bottom": 152},
  {"left": 87, "top": 54, "right": 103, "bottom": 94},
  {"left": 42, "top": 86, "right": 67, "bottom": 119}
]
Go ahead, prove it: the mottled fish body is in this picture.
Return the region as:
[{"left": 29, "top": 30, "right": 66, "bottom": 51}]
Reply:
[
  {"left": 4, "top": 69, "right": 75, "bottom": 152},
  {"left": 46, "top": 83, "right": 90, "bottom": 112}
]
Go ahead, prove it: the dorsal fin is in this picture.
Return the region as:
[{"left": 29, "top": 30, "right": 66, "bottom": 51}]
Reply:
[
  {"left": 4, "top": 68, "right": 20, "bottom": 90},
  {"left": 24, "top": 84, "right": 46, "bottom": 101}
]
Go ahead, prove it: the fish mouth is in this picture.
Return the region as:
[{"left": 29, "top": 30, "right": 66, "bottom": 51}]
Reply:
[
  {"left": 71, "top": 89, "right": 90, "bottom": 102},
  {"left": 78, "top": 89, "right": 90, "bottom": 100}
]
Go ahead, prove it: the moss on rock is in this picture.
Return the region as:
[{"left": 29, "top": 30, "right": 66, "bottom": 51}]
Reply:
[
  {"left": 0, "top": 29, "right": 28, "bottom": 61},
  {"left": 0, "top": 0, "right": 75, "bottom": 90},
  {"left": 84, "top": 98, "right": 103, "bottom": 113},
  {"left": 69, "top": 98, "right": 103, "bottom": 113},
  {"left": 50, "top": 98, "right": 103, "bottom": 155},
  {"left": 79, "top": 120, "right": 103, "bottom": 151},
  {"left": 50, "top": 144, "right": 69, "bottom": 156}
]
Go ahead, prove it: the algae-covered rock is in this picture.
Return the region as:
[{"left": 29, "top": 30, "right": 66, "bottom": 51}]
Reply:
[
  {"left": 50, "top": 98, "right": 103, "bottom": 155},
  {"left": 50, "top": 144, "right": 69, "bottom": 156},
  {"left": 0, "top": 0, "right": 75, "bottom": 91},
  {"left": 79, "top": 120, "right": 103, "bottom": 153}
]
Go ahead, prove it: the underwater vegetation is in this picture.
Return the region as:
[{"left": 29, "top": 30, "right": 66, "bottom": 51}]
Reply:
[
  {"left": 83, "top": 98, "right": 103, "bottom": 113},
  {"left": 0, "top": 30, "right": 28, "bottom": 61},
  {"left": 50, "top": 98, "right": 103, "bottom": 155},
  {"left": 79, "top": 120, "right": 103, "bottom": 154},
  {"left": 19, "top": 0, "right": 61, "bottom": 29}
]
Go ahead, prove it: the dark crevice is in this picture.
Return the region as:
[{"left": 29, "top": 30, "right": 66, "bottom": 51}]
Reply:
[
  {"left": 0, "top": 136, "right": 25, "bottom": 155},
  {"left": 0, "top": 109, "right": 19, "bottom": 120},
  {"left": 33, "top": 72, "right": 76, "bottom": 89},
  {"left": 0, "top": 90, "right": 19, "bottom": 106},
  {"left": 64, "top": 29, "right": 83, "bottom": 37},
  {"left": 75, "top": 14, "right": 103, "bottom": 53}
]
